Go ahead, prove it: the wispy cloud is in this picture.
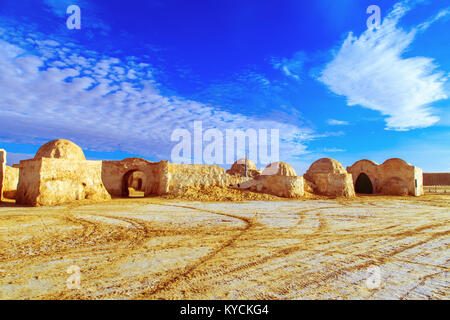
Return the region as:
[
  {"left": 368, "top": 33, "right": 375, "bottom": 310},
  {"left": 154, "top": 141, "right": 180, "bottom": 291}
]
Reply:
[
  {"left": 43, "top": 0, "right": 81, "bottom": 17},
  {"left": 318, "top": 0, "right": 449, "bottom": 131},
  {"left": 271, "top": 51, "right": 307, "bottom": 81},
  {"left": 3, "top": 153, "right": 34, "bottom": 166},
  {"left": 327, "top": 119, "right": 349, "bottom": 126},
  {"left": 0, "top": 24, "right": 314, "bottom": 166},
  {"left": 43, "top": 0, "right": 110, "bottom": 33},
  {"left": 323, "top": 148, "right": 346, "bottom": 153}
]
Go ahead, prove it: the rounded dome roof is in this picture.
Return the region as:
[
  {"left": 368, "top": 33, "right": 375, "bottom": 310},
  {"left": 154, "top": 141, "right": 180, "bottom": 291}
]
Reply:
[
  {"left": 35, "top": 139, "right": 86, "bottom": 160},
  {"left": 262, "top": 161, "right": 297, "bottom": 176},
  {"left": 227, "top": 159, "right": 258, "bottom": 176},
  {"left": 350, "top": 159, "right": 379, "bottom": 168},
  {"left": 381, "top": 158, "right": 412, "bottom": 167},
  {"left": 306, "top": 158, "right": 346, "bottom": 175},
  {"left": 232, "top": 158, "right": 257, "bottom": 170}
]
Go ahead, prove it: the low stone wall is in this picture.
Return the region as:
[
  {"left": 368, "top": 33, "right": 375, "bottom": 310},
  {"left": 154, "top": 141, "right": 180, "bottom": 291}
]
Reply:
[
  {"left": 167, "top": 163, "right": 239, "bottom": 194},
  {"left": 305, "top": 173, "right": 355, "bottom": 197},
  {"left": 233, "top": 175, "right": 304, "bottom": 198},
  {"left": 3, "top": 165, "right": 19, "bottom": 199},
  {"left": 16, "top": 158, "right": 111, "bottom": 206}
]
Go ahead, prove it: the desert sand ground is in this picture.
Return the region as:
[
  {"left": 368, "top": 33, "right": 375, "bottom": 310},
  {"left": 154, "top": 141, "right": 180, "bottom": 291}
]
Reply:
[{"left": 0, "top": 194, "right": 448, "bottom": 300}]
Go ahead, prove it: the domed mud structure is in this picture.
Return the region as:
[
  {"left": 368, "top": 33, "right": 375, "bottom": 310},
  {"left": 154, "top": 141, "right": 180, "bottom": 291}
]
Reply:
[
  {"left": 304, "top": 158, "right": 355, "bottom": 197},
  {"left": 35, "top": 139, "right": 86, "bottom": 161},
  {"left": 226, "top": 159, "right": 260, "bottom": 178},
  {"left": 16, "top": 139, "right": 111, "bottom": 206},
  {"left": 304, "top": 158, "right": 346, "bottom": 180},
  {"left": 262, "top": 161, "right": 297, "bottom": 176},
  {"left": 232, "top": 160, "right": 303, "bottom": 198},
  {"left": 346, "top": 158, "right": 423, "bottom": 196}
]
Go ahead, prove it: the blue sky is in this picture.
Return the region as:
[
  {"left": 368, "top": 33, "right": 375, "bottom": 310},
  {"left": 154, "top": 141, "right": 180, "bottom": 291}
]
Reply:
[{"left": 0, "top": 0, "right": 449, "bottom": 173}]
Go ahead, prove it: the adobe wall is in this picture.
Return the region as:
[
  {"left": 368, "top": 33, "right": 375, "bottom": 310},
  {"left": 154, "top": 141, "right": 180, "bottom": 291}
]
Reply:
[
  {"left": 346, "top": 160, "right": 378, "bottom": 189},
  {"left": 101, "top": 158, "right": 167, "bottom": 197},
  {"left": 0, "top": 149, "right": 5, "bottom": 201},
  {"left": 308, "top": 173, "right": 355, "bottom": 197},
  {"left": 233, "top": 175, "right": 304, "bottom": 198},
  {"left": 16, "top": 159, "right": 44, "bottom": 205},
  {"left": 3, "top": 165, "right": 19, "bottom": 199},
  {"left": 347, "top": 158, "right": 423, "bottom": 196},
  {"left": 0, "top": 150, "right": 21, "bottom": 199},
  {"left": 167, "top": 163, "right": 244, "bottom": 194},
  {"left": 16, "top": 158, "right": 111, "bottom": 206},
  {"left": 303, "top": 158, "right": 355, "bottom": 197},
  {"left": 414, "top": 166, "right": 424, "bottom": 196}
]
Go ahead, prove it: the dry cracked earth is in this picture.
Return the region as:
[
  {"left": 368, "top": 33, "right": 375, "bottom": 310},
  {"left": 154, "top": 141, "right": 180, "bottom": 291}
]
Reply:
[{"left": 0, "top": 195, "right": 448, "bottom": 300}]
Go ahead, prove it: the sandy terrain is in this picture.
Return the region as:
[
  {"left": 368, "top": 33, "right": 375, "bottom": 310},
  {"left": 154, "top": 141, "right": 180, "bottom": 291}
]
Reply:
[{"left": 0, "top": 194, "right": 448, "bottom": 300}]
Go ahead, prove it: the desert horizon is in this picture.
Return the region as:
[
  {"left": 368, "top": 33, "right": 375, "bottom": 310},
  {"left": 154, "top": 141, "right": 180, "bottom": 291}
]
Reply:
[{"left": 0, "top": 0, "right": 448, "bottom": 311}]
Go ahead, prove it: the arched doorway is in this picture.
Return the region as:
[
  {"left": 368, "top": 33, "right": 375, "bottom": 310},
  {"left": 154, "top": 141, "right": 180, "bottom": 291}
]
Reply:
[
  {"left": 355, "top": 172, "right": 373, "bottom": 194},
  {"left": 122, "top": 170, "right": 146, "bottom": 197}
]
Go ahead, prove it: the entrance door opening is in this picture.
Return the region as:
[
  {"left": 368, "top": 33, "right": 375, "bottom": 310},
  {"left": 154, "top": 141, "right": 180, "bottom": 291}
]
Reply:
[
  {"left": 122, "top": 170, "right": 146, "bottom": 198},
  {"left": 355, "top": 172, "right": 373, "bottom": 194}
]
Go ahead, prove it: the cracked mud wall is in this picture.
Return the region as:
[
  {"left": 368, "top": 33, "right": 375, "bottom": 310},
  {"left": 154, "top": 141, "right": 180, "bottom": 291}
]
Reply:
[
  {"left": 167, "top": 163, "right": 250, "bottom": 195},
  {"left": 3, "top": 165, "right": 19, "bottom": 199},
  {"left": 16, "top": 158, "right": 111, "bottom": 206},
  {"left": 304, "top": 158, "right": 355, "bottom": 197}
]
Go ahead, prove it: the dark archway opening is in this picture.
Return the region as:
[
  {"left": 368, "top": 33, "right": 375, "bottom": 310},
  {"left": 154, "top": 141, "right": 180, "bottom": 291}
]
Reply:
[
  {"left": 122, "top": 170, "right": 145, "bottom": 198},
  {"left": 355, "top": 172, "right": 373, "bottom": 194}
]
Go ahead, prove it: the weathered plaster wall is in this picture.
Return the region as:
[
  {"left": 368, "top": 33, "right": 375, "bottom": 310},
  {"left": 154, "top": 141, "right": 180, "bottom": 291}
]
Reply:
[
  {"left": 347, "top": 158, "right": 423, "bottom": 196},
  {"left": 16, "top": 158, "right": 111, "bottom": 206},
  {"left": 3, "top": 165, "right": 19, "bottom": 199},
  {"left": 308, "top": 173, "right": 355, "bottom": 197},
  {"left": 167, "top": 163, "right": 231, "bottom": 193},
  {"left": 234, "top": 175, "right": 304, "bottom": 198},
  {"left": 304, "top": 158, "right": 355, "bottom": 197},
  {"left": 414, "top": 166, "right": 424, "bottom": 196},
  {"left": 345, "top": 160, "right": 379, "bottom": 189},
  {"left": 1, "top": 150, "right": 21, "bottom": 200},
  {"left": 16, "top": 159, "right": 43, "bottom": 206},
  {"left": 101, "top": 158, "right": 166, "bottom": 197}
]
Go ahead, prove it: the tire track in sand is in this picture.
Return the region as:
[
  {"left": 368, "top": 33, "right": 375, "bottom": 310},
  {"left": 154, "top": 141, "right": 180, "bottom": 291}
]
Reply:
[{"left": 135, "top": 202, "right": 255, "bottom": 299}]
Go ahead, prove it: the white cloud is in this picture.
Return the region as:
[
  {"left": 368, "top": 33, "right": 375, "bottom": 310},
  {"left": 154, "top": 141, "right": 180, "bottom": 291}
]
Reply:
[
  {"left": 323, "top": 148, "right": 346, "bottom": 153},
  {"left": 43, "top": 0, "right": 110, "bottom": 32},
  {"left": 327, "top": 119, "right": 349, "bottom": 126},
  {"left": 43, "top": 0, "right": 78, "bottom": 17},
  {"left": 319, "top": 1, "right": 449, "bottom": 131},
  {"left": 0, "top": 32, "right": 314, "bottom": 167},
  {"left": 2, "top": 153, "right": 34, "bottom": 166},
  {"left": 272, "top": 51, "right": 306, "bottom": 81}
]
